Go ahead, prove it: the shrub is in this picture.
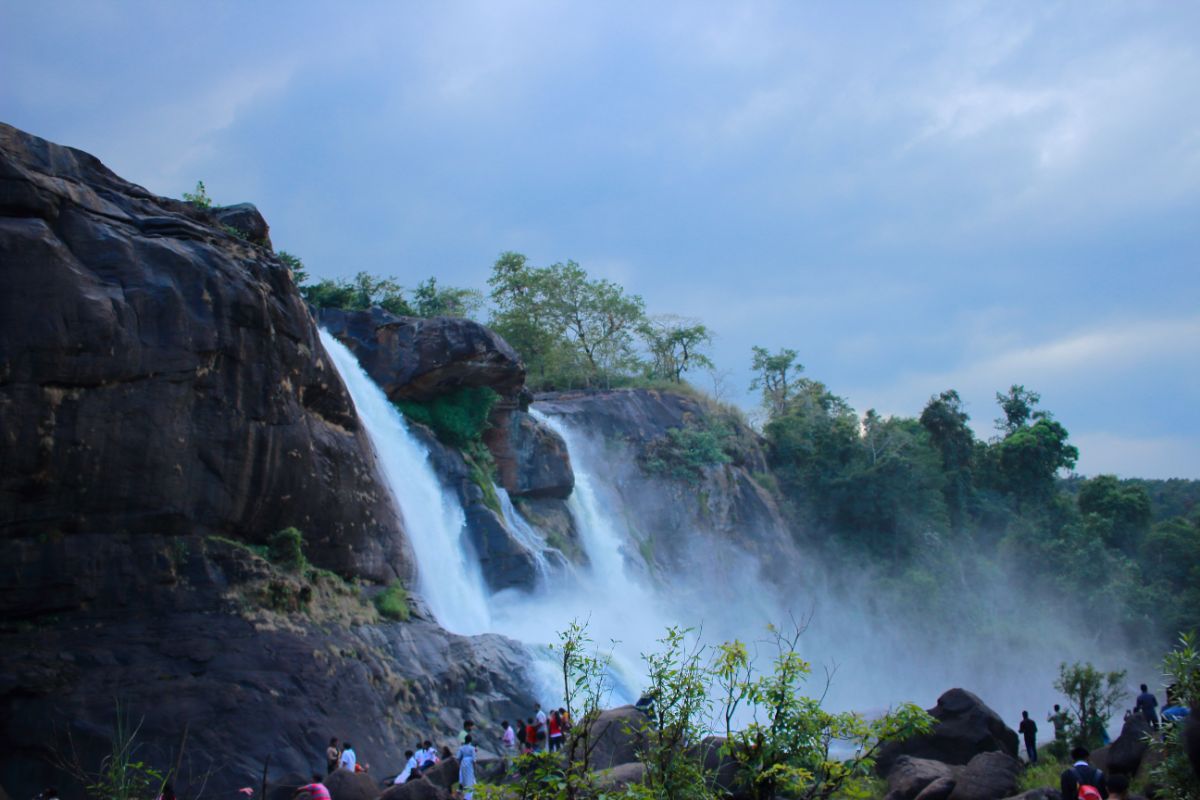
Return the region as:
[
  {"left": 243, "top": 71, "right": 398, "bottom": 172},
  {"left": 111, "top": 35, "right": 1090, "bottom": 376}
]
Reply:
[
  {"left": 375, "top": 581, "right": 411, "bottom": 621},
  {"left": 395, "top": 387, "right": 499, "bottom": 448},
  {"left": 267, "top": 527, "right": 308, "bottom": 572},
  {"left": 642, "top": 418, "right": 734, "bottom": 484},
  {"left": 182, "top": 180, "right": 212, "bottom": 209}
]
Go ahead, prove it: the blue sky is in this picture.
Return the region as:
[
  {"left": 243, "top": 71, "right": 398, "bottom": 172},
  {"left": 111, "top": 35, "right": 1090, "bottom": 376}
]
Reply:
[{"left": 4, "top": 1, "right": 1199, "bottom": 477}]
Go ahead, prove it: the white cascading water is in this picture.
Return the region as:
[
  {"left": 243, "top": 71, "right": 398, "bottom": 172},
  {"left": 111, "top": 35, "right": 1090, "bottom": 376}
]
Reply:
[
  {"left": 319, "top": 329, "right": 491, "bottom": 635},
  {"left": 495, "top": 486, "right": 552, "bottom": 579}
]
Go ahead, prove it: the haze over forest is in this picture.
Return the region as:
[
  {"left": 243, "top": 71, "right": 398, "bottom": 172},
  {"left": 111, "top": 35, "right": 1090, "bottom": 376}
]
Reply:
[{"left": 4, "top": 1, "right": 1199, "bottom": 479}]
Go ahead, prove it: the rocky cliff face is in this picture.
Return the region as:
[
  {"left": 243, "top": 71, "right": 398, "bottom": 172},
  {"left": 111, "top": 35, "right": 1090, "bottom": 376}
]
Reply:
[
  {"left": 0, "top": 123, "right": 410, "bottom": 584},
  {"left": 0, "top": 124, "right": 535, "bottom": 800},
  {"left": 533, "top": 389, "right": 798, "bottom": 581}
]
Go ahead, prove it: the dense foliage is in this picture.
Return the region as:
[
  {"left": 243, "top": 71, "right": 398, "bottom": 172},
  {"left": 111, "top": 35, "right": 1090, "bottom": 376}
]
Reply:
[{"left": 750, "top": 346, "right": 1199, "bottom": 650}]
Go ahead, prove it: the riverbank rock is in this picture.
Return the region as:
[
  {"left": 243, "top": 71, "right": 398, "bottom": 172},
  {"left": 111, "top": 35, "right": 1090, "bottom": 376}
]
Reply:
[
  {"left": 585, "top": 706, "right": 649, "bottom": 770},
  {"left": 325, "top": 770, "right": 381, "bottom": 800},
  {"left": 884, "top": 756, "right": 956, "bottom": 800},
  {"left": 947, "top": 751, "right": 1021, "bottom": 800},
  {"left": 381, "top": 777, "right": 448, "bottom": 800},
  {"left": 877, "top": 689, "right": 1018, "bottom": 776},
  {"left": 213, "top": 202, "right": 271, "bottom": 247},
  {"left": 1108, "top": 715, "right": 1152, "bottom": 775}
]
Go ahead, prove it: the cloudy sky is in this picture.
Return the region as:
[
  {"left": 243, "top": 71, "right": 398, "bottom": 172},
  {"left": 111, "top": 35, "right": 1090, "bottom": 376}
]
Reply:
[{"left": 4, "top": 1, "right": 1198, "bottom": 478}]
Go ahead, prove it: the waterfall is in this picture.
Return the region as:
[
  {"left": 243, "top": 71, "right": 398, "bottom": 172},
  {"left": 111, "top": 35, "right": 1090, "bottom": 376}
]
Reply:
[
  {"left": 319, "top": 329, "right": 491, "bottom": 635},
  {"left": 495, "top": 486, "right": 552, "bottom": 580}
]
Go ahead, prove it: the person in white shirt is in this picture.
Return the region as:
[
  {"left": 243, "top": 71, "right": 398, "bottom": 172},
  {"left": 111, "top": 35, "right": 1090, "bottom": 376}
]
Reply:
[
  {"left": 535, "top": 704, "right": 548, "bottom": 752},
  {"left": 394, "top": 750, "right": 419, "bottom": 785},
  {"left": 338, "top": 743, "right": 356, "bottom": 771}
]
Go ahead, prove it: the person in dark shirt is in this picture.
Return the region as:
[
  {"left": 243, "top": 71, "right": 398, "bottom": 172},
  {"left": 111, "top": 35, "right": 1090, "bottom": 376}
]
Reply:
[
  {"left": 1061, "top": 746, "right": 1108, "bottom": 799},
  {"left": 1135, "top": 683, "right": 1159, "bottom": 730},
  {"left": 1018, "top": 710, "right": 1038, "bottom": 763}
]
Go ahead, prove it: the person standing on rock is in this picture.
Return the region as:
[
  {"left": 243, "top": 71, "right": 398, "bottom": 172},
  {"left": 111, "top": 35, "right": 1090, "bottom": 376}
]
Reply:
[
  {"left": 460, "top": 719, "right": 475, "bottom": 744},
  {"left": 1049, "top": 704, "right": 1070, "bottom": 742},
  {"left": 501, "top": 719, "right": 516, "bottom": 756},
  {"left": 524, "top": 717, "right": 537, "bottom": 754},
  {"left": 1019, "top": 710, "right": 1038, "bottom": 763},
  {"left": 338, "top": 742, "right": 357, "bottom": 771},
  {"left": 1061, "top": 746, "right": 1108, "bottom": 800},
  {"left": 535, "top": 704, "right": 548, "bottom": 752},
  {"left": 1135, "top": 683, "right": 1160, "bottom": 730},
  {"left": 547, "top": 710, "right": 564, "bottom": 752},
  {"left": 458, "top": 735, "right": 477, "bottom": 800},
  {"left": 325, "top": 738, "right": 340, "bottom": 775}
]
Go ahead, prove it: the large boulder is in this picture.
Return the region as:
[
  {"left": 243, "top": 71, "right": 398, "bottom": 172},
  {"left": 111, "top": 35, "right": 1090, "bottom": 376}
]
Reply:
[
  {"left": 594, "top": 762, "right": 645, "bottom": 791},
  {"left": 877, "top": 689, "right": 1019, "bottom": 776},
  {"left": 213, "top": 202, "right": 271, "bottom": 247},
  {"left": 318, "top": 308, "right": 524, "bottom": 403},
  {"left": 884, "top": 756, "right": 956, "bottom": 800},
  {"left": 380, "top": 778, "right": 448, "bottom": 800},
  {"left": 1108, "top": 715, "right": 1152, "bottom": 775},
  {"left": 484, "top": 410, "right": 574, "bottom": 499},
  {"left": 913, "top": 777, "right": 957, "bottom": 800},
  {"left": 999, "top": 791, "right": 1062, "bottom": 800},
  {"left": 417, "top": 759, "right": 458, "bottom": 792},
  {"left": 947, "top": 751, "right": 1021, "bottom": 800},
  {"left": 584, "top": 706, "right": 648, "bottom": 770},
  {"left": 324, "top": 770, "right": 381, "bottom": 800},
  {"left": 1185, "top": 707, "right": 1200, "bottom": 780},
  {"left": 0, "top": 121, "right": 412, "bottom": 588}
]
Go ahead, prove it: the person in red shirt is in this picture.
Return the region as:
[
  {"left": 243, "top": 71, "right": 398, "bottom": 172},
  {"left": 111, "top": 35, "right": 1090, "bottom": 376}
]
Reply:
[
  {"left": 524, "top": 717, "right": 537, "bottom": 754},
  {"left": 294, "top": 775, "right": 330, "bottom": 800},
  {"left": 548, "top": 711, "right": 563, "bottom": 752}
]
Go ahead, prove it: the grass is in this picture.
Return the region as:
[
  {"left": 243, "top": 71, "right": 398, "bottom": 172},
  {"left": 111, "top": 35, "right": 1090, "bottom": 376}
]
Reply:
[
  {"left": 374, "top": 581, "right": 411, "bottom": 621},
  {"left": 1017, "top": 758, "right": 1068, "bottom": 793}
]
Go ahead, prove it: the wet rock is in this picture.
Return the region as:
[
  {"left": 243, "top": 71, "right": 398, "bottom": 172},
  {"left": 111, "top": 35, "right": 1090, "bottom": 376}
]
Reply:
[
  {"left": 877, "top": 689, "right": 1019, "bottom": 776},
  {"left": 484, "top": 410, "right": 573, "bottom": 500}
]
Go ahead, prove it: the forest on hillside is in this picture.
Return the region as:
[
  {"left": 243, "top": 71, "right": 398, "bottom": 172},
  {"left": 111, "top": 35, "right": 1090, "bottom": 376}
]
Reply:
[{"left": 293, "top": 251, "right": 1200, "bottom": 655}]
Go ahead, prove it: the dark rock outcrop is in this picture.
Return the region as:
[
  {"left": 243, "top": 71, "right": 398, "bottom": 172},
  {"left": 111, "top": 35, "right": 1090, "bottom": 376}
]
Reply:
[
  {"left": 1107, "top": 715, "right": 1152, "bottom": 775},
  {"left": 1185, "top": 707, "right": 1200, "bottom": 780},
  {"left": 947, "top": 751, "right": 1021, "bottom": 800},
  {"left": 999, "top": 791, "right": 1062, "bottom": 800},
  {"left": 884, "top": 756, "right": 956, "bottom": 800},
  {"left": 877, "top": 689, "right": 1019, "bottom": 776},
  {"left": 484, "top": 410, "right": 573, "bottom": 500},
  {"left": 585, "top": 706, "right": 648, "bottom": 771},
  {"left": 913, "top": 777, "right": 957, "bottom": 800},
  {"left": 0, "top": 121, "right": 411, "bottom": 587},
  {"left": 381, "top": 777, "right": 448, "bottom": 800},
  {"left": 213, "top": 203, "right": 271, "bottom": 248},
  {"left": 325, "top": 770, "right": 381, "bottom": 800},
  {"left": 318, "top": 308, "right": 524, "bottom": 403}
]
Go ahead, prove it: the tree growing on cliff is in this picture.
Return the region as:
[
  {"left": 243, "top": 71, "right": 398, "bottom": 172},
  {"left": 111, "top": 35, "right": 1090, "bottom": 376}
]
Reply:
[
  {"left": 750, "top": 346, "right": 802, "bottom": 419},
  {"left": 640, "top": 316, "right": 714, "bottom": 383}
]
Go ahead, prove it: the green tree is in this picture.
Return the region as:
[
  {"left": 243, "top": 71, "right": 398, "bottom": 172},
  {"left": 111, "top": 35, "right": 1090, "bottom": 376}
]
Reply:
[
  {"left": 1053, "top": 662, "right": 1127, "bottom": 749},
  {"left": 543, "top": 260, "right": 646, "bottom": 384},
  {"left": 641, "top": 316, "right": 714, "bottom": 383},
  {"left": 412, "top": 277, "right": 481, "bottom": 318},
  {"left": 1077, "top": 475, "right": 1151, "bottom": 555},
  {"left": 991, "top": 416, "right": 1078, "bottom": 503},
  {"left": 919, "top": 390, "right": 977, "bottom": 529},
  {"left": 277, "top": 250, "right": 307, "bottom": 284},
  {"left": 750, "top": 347, "right": 801, "bottom": 419},
  {"left": 995, "top": 384, "right": 1043, "bottom": 435}
]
